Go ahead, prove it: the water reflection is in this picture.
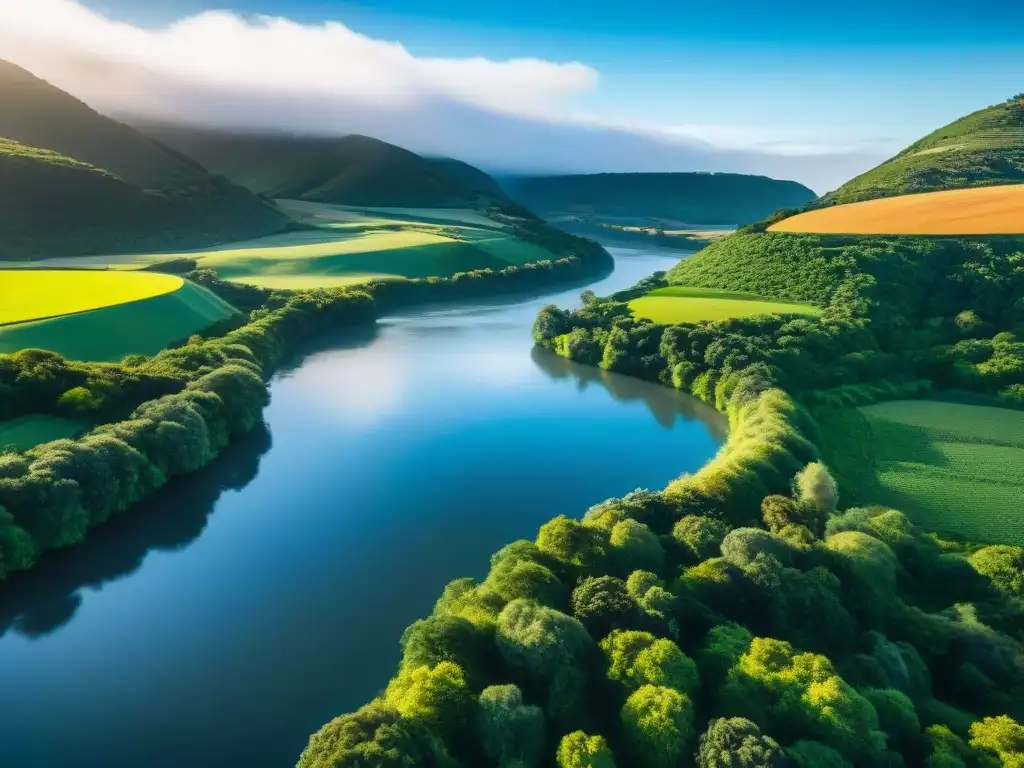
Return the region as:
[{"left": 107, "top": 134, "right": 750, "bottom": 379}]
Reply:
[
  {"left": 0, "top": 424, "right": 273, "bottom": 640},
  {"left": 531, "top": 346, "right": 728, "bottom": 439}
]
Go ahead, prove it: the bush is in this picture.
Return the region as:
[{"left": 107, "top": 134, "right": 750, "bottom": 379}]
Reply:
[{"left": 621, "top": 684, "right": 694, "bottom": 768}]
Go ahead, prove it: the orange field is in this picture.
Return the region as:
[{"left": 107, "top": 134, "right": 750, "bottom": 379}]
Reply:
[{"left": 768, "top": 183, "right": 1024, "bottom": 235}]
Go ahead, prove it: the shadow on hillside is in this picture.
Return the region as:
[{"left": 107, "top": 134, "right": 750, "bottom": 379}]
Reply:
[
  {"left": 530, "top": 346, "right": 728, "bottom": 440},
  {"left": 0, "top": 423, "right": 273, "bottom": 640}
]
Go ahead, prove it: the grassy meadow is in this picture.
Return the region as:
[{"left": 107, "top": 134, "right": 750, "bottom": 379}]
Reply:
[
  {"left": 0, "top": 415, "right": 88, "bottom": 451},
  {"left": 0, "top": 274, "right": 238, "bottom": 361},
  {"left": 628, "top": 285, "right": 821, "bottom": 324},
  {"left": 821, "top": 400, "right": 1024, "bottom": 544},
  {"left": 770, "top": 183, "right": 1024, "bottom": 235},
  {"left": 0, "top": 203, "right": 556, "bottom": 290}
]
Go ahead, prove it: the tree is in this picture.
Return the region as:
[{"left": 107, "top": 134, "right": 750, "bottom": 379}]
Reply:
[
  {"left": 968, "top": 546, "right": 1024, "bottom": 598},
  {"left": 861, "top": 689, "right": 920, "bottom": 752},
  {"left": 485, "top": 558, "right": 570, "bottom": 611},
  {"left": 571, "top": 576, "right": 643, "bottom": 639},
  {"left": 601, "top": 630, "right": 699, "bottom": 696},
  {"left": 557, "top": 731, "right": 617, "bottom": 768},
  {"left": 610, "top": 520, "right": 665, "bottom": 575},
  {"left": 297, "top": 699, "right": 458, "bottom": 768},
  {"left": 794, "top": 462, "right": 838, "bottom": 522},
  {"left": 495, "top": 599, "right": 594, "bottom": 725},
  {"left": 673, "top": 515, "right": 729, "bottom": 562},
  {"left": 476, "top": 684, "right": 545, "bottom": 768},
  {"left": 621, "top": 684, "right": 694, "bottom": 768},
  {"left": 0, "top": 504, "right": 34, "bottom": 578},
  {"left": 400, "top": 615, "right": 492, "bottom": 688},
  {"left": 787, "top": 740, "right": 851, "bottom": 768},
  {"left": 695, "top": 717, "right": 788, "bottom": 767},
  {"left": 384, "top": 662, "right": 473, "bottom": 739},
  {"left": 717, "top": 637, "right": 885, "bottom": 762},
  {"left": 697, "top": 623, "right": 753, "bottom": 687},
  {"left": 970, "top": 715, "right": 1024, "bottom": 767},
  {"left": 721, "top": 528, "right": 793, "bottom": 568},
  {"left": 537, "top": 516, "right": 608, "bottom": 574}
]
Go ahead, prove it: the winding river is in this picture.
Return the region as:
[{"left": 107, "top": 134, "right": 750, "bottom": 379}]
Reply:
[{"left": 0, "top": 246, "right": 726, "bottom": 767}]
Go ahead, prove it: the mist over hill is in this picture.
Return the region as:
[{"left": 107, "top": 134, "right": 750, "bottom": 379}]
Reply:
[
  {"left": 136, "top": 124, "right": 511, "bottom": 209},
  {"left": 0, "top": 59, "right": 288, "bottom": 258},
  {"left": 503, "top": 172, "right": 817, "bottom": 226}
]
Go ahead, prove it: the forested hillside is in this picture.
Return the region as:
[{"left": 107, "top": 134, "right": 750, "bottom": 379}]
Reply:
[
  {"left": 137, "top": 125, "right": 507, "bottom": 208},
  {"left": 0, "top": 59, "right": 287, "bottom": 258},
  {"left": 823, "top": 95, "right": 1024, "bottom": 204},
  {"left": 503, "top": 172, "right": 816, "bottom": 225}
]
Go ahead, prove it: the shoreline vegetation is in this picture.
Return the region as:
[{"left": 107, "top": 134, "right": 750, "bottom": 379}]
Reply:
[
  {"left": 0, "top": 237, "right": 613, "bottom": 581},
  {"left": 297, "top": 211, "right": 1024, "bottom": 763}
]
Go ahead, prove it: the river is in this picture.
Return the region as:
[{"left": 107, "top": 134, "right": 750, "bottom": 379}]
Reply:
[{"left": 0, "top": 246, "right": 725, "bottom": 767}]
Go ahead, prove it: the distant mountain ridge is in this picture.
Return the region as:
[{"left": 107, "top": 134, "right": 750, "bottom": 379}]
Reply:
[
  {"left": 501, "top": 172, "right": 817, "bottom": 226},
  {"left": 822, "top": 95, "right": 1024, "bottom": 205},
  {"left": 0, "top": 59, "right": 288, "bottom": 259},
  {"left": 136, "top": 124, "right": 510, "bottom": 209}
]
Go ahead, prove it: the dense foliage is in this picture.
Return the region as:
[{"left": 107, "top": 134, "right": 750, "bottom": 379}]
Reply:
[{"left": 298, "top": 195, "right": 1024, "bottom": 764}]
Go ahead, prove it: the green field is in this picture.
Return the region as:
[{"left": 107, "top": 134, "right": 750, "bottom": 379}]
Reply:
[
  {"left": 628, "top": 286, "right": 821, "bottom": 324},
  {"left": 0, "top": 277, "right": 239, "bottom": 361},
  {"left": 0, "top": 205, "right": 556, "bottom": 290},
  {"left": 821, "top": 400, "right": 1024, "bottom": 544},
  {"left": 0, "top": 415, "right": 88, "bottom": 451}
]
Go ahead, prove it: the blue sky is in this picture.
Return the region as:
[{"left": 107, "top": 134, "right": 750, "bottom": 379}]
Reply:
[
  {"left": 12, "top": 0, "right": 1021, "bottom": 189},
  {"left": 83, "top": 0, "right": 1023, "bottom": 152}
]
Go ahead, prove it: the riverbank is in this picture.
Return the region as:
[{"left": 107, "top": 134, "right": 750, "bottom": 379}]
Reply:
[
  {"left": 0, "top": 238, "right": 614, "bottom": 580},
  {"left": 0, "top": 245, "right": 726, "bottom": 768}
]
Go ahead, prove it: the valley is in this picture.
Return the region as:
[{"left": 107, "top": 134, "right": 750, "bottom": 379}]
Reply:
[{"left": 1, "top": 39, "right": 1024, "bottom": 768}]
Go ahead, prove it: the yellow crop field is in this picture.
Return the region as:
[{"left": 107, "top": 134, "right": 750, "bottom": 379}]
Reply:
[
  {"left": 0, "top": 271, "right": 237, "bottom": 361},
  {"left": 768, "top": 183, "right": 1024, "bottom": 235},
  {"left": 0, "top": 270, "right": 183, "bottom": 324}
]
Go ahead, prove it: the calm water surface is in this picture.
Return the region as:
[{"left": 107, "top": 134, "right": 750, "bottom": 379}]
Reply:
[{"left": 0, "top": 246, "right": 725, "bottom": 767}]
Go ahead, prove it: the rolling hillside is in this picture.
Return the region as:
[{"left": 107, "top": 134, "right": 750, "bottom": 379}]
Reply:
[
  {"left": 0, "top": 59, "right": 287, "bottom": 258},
  {"left": 137, "top": 125, "right": 507, "bottom": 208},
  {"left": 502, "top": 172, "right": 816, "bottom": 226},
  {"left": 822, "top": 94, "right": 1024, "bottom": 204}
]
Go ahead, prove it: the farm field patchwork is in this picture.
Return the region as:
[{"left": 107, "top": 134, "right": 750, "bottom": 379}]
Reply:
[
  {"left": 823, "top": 400, "right": 1024, "bottom": 544},
  {"left": 0, "top": 271, "right": 239, "bottom": 361},
  {"left": 0, "top": 415, "right": 88, "bottom": 451},
  {"left": 0, "top": 206, "right": 554, "bottom": 289},
  {"left": 769, "top": 183, "right": 1024, "bottom": 235},
  {"left": 628, "top": 285, "right": 820, "bottom": 324}
]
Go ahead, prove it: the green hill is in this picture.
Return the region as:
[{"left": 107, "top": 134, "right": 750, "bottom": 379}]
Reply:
[
  {"left": 136, "top": 125, "right": 506, "bottom": 208},
  {"left": 0, "top": 59, "right": 287, "bottom": 259},
  {"left": 428, "top": 156, "right": 509, "bottom": 199},
  {"left": 822, "top": 95, "right": 1024, "bottom": 204},
  {"left": 502, "top": 172, "right": 817, "bottom": 226}
]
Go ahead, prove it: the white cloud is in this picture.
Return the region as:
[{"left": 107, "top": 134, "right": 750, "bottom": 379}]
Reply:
[
  {"left": 0, "top": 0, "right": 890, "bottom": 191},
  {"left": 0, "top": 0, "right": 597, "bottom": 119}
]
